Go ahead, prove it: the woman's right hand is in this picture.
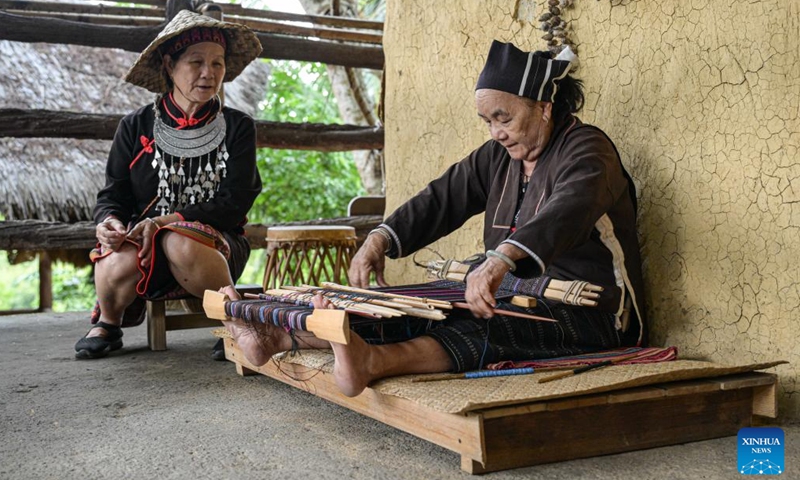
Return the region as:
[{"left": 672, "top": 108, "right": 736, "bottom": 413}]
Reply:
[
  {"left": 348, "top": 233, "right": 389, "bottom": 288},
  {"left": 96, "top": 217, "right": 127, "bottom": 252}
]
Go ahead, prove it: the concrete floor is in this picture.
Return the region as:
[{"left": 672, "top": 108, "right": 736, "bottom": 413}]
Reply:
[{"left": 1, "top": 311, "right": 797, "bottom": 480}]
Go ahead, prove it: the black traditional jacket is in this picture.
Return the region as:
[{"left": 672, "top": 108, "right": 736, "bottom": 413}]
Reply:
[
  {"left": 94, "top": 94, "right": 262, "bottom": 234},
  {"left": 381, "top": 114, "right": 647, "bottom": 345}
]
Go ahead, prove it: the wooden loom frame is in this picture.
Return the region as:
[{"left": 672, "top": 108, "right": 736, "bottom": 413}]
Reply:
[{"left": 221, "top": 338, "right": 778, "bottom": 474}]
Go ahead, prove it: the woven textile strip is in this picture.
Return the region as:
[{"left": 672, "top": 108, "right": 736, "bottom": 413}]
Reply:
[
  {"left": 488, "top": 346, "right": 678, "bottom": 370},
  {"left": 373, "top": 279, "right": 517, "bottom": 302},
  {"left": 224, "top": 297, "right": 313, "bottom": 333}
]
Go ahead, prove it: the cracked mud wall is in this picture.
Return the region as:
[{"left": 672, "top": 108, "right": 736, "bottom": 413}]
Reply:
[{"left": 383, "top": 0, "right": 799, "bottom": 419}]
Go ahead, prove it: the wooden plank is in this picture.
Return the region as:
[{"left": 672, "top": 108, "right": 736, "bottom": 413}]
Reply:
[
  {"left": 5, "top": 10, "right": 162, "bottom": 26},
  {"left": 235, "top": 362, "right": 259, "bottom": 377},
  {"left": 223, "top": 339, "right": 486, "bottom": 462},
  {"left": 0, "top": 0, "right": 164, "bottom": 18},
  {"left": 607, "top": 385, "right": 665, "bottom": 404},
  {"left": 0, "top": 10, "right": 162, "bottom": 52},
  {"left": 662, "top": 378, "right": 723, "bottom": 397},
  {"left": 164, "top": 313, "right": 219, "bottom": 331},
  {"left": 0, "top": 216, "right": 382, "bottom": 251},
  {"left": 752, "top": 375, "right": 778, "bottom": 418},
  {"left": 0, "top": 11, "right": 384, "bottom": 69},
  {"left": 468, "top": 388, "right": 755, "bottom": 474},
  {"left": 544, "top": 394, "right": 609, "bottom": 412},
  {"left": 0, "top": 109, "right": 384, "bottom": 152},
  {"left": 228, "top": 16, "right": 382, "bottom": 45},
  {"left": 216, "top": 3, "right": 384, "bottom": 31},
  {"left": 717, "top": 373, "right": 778, "bottom": 391}
]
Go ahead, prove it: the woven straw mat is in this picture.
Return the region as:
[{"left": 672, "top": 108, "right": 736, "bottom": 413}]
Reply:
[{"left": 264, "top": 348, "right": 783, "bottom": 414}]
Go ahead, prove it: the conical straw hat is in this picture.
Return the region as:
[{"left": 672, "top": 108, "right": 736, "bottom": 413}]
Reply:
[{"left": 125, "top": 10, "right": 263, "bottom": 93}]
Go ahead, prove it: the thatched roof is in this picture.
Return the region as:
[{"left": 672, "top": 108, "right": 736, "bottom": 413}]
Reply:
[{"left": 0, "top": 40, "right": 270, "bottom": 222}]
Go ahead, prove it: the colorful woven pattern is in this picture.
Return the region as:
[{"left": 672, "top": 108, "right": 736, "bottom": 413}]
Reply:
[{"left": 225, "top": 297, "right": 314, "bottom": 333}]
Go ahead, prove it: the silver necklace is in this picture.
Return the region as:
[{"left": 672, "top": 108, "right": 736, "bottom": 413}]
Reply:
[
  {"left": 152, "top": 97, "right": 226, "bottom": 157},
  {"left": 149, "top": 96, "right": 228, "bottom": 215}
]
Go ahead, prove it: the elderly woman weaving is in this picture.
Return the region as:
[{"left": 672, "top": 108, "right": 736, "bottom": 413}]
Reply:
[
  {"left": 75, "top": 11, "right": 263, "bottom": 359},
  {"left": 222, "top": 41, "right": 647, "bottom": 397}
]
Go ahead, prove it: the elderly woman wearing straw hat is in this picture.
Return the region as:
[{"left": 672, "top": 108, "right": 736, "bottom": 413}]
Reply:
[{"left": 75, "top": 10, "right": 263, "bottom": 359}]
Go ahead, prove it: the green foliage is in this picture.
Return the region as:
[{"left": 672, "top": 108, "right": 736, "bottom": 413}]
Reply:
[
  {"left": 239, "top": 60, "right": 366, "bottom": 284},
  {"left": 52, "top": 264, "right": 95, "bottom": 311},
  {"left": 248, "top": 60, "right": 365, "bottom": 225},
  {"left": 0, "top": 255, "right": 37, "bottom": 310},
  {"left": 0, "top": 255, "right": 93, "bottom": 312}
]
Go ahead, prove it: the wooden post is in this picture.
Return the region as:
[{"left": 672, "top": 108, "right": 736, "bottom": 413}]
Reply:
[
  {"left": 147, "top": 300, "right": 167, "bottom": 351},
  {"left": 38, "top": 251, "right": 52, "bottom": 312}
]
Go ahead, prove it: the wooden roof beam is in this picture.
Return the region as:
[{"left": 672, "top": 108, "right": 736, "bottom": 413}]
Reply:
[
  {"left": 0, "top": 216, "right": 384, "bottom": 250},
  {"left": 0, "top": 0, "right": 383, "bottom": 31},
  {"left": 0, "top": 11, "right": 384, "bottom": 69},
  {"left": 0, "top": 0, "right": 163, "bottom": 18},
  {"left": 0, "top": 109, "right": 384, "bottom": 152}
]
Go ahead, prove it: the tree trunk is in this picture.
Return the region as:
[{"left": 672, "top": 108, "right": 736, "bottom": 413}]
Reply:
[{"left": 297, "top": 0, "right": 385, "bottom": 195}]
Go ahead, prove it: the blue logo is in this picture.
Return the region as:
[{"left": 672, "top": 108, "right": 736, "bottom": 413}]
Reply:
[{"left": 738, "top": 427, "right": 784, "bottom": 475}]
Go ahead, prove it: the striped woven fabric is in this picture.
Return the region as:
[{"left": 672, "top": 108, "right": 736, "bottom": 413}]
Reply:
[
  {"left": 487, "top": 346, "right": 678, "bottom": 371},
  {"left": 373, "top": 279, "right": 517, "bottom": 302}
]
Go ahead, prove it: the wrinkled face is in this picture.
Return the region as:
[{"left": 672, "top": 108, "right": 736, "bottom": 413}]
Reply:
[
  {"left": 164, "top": 42, "right": 226, "bottom": 107},
  {"left": 475, "top": 89, "right": 553, "bottom": 162}
]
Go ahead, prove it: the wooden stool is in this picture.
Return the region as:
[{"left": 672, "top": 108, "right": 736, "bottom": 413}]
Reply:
[
  {"left": 147, "top": 284, "right": 263, "bottom": 351},
  {"left": 263, "top": 226, "right": 357, "bottom": 289}
]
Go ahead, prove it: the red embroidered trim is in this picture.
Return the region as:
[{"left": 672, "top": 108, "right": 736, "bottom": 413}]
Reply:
[
  {"left": 164, "top": 92, "right": 213, "bottom": 127},
  {"left": 129, "top": 136, "right": 156, "bottom": 169},
  {"left": 131, "top": 96, "right": 202, "bottom": 170}
]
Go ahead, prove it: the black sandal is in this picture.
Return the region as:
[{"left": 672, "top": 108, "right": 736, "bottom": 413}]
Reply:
[
  {"left": 75, "top": 321, "right": 124, "bottom": 359},
  {"left": 211, "top": 338, "right": 226, "bottom": 361}
]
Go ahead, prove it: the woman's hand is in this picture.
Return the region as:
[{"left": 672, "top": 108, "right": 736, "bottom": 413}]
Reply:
[
  {"left": 126, "top": 218, "right": 161, "bottom": 268},
  {"left": 464, "top": 257, "right": 511, "bottom": 319},
  {"left": 348, "top": 233, "right": 389, "bottom": 288},
  {"left": 96, "top": 217, "right": 127, "bottom": 252}
]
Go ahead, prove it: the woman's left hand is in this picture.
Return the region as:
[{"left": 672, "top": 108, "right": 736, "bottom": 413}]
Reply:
[
  {"left": 126, "top": 218, "right": 161, "bottom": 268},
  {"left": 464, "top": 257, "right": 510, "bottom": 319}
]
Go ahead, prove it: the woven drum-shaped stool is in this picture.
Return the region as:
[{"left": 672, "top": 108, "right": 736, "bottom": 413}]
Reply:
[{"left": 263, "top": 226, "right": 357, "bottom": 289}]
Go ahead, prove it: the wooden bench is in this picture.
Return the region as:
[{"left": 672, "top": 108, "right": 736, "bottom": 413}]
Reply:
[
  {"left": 220, "top": 338, "right": 778, "bottom": 474},
  {"left": 146, "top": 284, "right": 263, "bottom": 351}
]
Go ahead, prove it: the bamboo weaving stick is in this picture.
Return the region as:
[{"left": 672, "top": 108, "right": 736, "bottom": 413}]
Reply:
[
  {"left": 451, "top": 302, "right": 558, "bottom": 323},
  {"left": 319, "top": 282, "right": 453, "bottom": 309},
  {"left": 537, "top": 352, "right": 643, "bottom": 383}
]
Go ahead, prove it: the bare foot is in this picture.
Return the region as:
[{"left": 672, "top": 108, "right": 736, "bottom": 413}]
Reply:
[
  {"left": 329, "top": 332, "right": 377, "bottom": 397},
  {"left": 219, "top": 285, "right": 291, "bottom": 367}
]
